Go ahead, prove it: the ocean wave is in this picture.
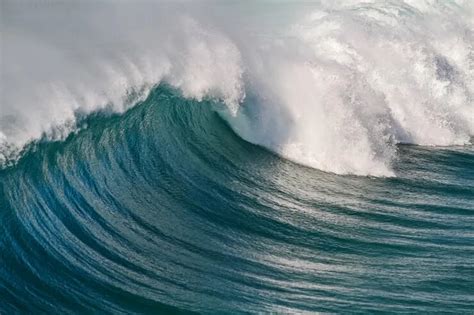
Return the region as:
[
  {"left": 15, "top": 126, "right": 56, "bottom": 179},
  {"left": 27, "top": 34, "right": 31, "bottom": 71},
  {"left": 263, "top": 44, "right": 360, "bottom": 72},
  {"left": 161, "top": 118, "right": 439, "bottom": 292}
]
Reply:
[
  {"left": 1, "top": 2, "right": 474, "bottom": 313},
  {"left": 1, "top": 1, "right": 473, "bottom": 176}
]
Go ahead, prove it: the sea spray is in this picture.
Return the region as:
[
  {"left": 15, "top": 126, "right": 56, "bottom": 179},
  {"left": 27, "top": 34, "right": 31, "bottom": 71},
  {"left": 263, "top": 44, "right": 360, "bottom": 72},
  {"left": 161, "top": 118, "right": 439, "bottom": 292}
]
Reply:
[{"left": 1, "top": 1, "right": 472, "bottom": 175}]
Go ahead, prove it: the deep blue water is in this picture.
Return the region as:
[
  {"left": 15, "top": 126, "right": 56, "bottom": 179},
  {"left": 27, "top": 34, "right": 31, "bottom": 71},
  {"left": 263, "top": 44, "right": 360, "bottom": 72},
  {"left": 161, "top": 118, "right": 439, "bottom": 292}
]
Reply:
[{"left": 1, "top": 86, "right": 473, "bottom": 313}]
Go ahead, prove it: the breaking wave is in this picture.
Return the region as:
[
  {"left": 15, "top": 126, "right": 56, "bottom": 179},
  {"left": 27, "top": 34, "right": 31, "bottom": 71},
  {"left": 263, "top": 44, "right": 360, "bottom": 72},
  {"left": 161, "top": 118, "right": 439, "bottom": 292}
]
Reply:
[{"left": 1, "top": 1, "right": 473, "bottom": 175}]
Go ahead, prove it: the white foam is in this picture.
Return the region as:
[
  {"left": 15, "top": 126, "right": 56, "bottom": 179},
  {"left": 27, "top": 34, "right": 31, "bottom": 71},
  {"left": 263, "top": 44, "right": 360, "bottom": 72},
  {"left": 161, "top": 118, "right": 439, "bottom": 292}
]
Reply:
[
  {"left": 226, "top": 0, "right": 473, "bottom": 176},
  {"left": 1, "top": 1, "right": 472, "bottom": 175}
]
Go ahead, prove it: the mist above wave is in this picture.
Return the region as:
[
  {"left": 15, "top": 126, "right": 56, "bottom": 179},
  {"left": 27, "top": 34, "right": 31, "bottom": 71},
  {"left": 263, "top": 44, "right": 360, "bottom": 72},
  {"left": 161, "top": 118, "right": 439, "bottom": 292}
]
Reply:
[{"left": 1, "top": 1, "right": 473, "bottom": 176}]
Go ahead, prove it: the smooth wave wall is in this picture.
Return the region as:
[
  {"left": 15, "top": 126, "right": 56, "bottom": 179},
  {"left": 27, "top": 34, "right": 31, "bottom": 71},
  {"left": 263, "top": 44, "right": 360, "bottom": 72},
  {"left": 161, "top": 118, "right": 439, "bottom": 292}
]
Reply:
[{"left": 1, "top": 1, "right": 473, "bottom": 175}]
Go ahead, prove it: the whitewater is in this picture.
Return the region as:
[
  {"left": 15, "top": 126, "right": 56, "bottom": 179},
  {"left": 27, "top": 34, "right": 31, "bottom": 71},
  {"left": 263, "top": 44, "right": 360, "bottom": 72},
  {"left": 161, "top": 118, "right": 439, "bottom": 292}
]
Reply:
[{"left": 1, "top": 0, "right": 472, "bottom": 176}]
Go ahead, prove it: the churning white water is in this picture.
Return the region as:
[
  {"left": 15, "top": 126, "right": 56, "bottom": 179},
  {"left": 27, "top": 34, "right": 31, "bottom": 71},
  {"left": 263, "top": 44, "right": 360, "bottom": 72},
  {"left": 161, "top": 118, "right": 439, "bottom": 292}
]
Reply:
[{"left": 1, "top": 1, "right": 473, "bottom": 175}]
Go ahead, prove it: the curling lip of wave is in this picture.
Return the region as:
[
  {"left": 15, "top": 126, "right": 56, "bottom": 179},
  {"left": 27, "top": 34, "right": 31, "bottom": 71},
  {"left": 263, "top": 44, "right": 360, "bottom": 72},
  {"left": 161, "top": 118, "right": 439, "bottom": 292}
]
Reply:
[{"left": 1, "top": 1, "right": 473, "bottom": 176}]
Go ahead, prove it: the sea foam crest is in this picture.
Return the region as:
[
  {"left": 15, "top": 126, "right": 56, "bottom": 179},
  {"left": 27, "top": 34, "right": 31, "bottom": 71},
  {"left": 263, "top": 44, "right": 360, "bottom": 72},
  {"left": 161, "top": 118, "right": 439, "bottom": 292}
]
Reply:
[
  {"left": 1, "top": 1, "right": 472, "bottom": 175},
  {"left": 226, "top": 0, "right": 473, "bottom": 176},
  {"left": 0, "top": 13, "right": 244, "bottom": 166}
]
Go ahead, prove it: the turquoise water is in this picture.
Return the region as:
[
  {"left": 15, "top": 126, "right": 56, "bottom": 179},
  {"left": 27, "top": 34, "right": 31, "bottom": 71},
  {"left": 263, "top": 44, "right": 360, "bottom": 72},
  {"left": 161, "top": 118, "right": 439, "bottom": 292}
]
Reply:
[{"left": 1, "top": 86, "right": 473, "bottom": 313}]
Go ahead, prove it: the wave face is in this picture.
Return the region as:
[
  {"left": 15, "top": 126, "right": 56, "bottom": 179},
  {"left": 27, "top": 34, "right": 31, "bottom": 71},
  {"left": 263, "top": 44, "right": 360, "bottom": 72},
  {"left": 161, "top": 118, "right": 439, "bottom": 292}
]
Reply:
[
  {"left": 1, "top": 1, "right": 474, "bottom": 313},
  {"left": 1, "top": 86, "right": 473, "bottom": 313}
]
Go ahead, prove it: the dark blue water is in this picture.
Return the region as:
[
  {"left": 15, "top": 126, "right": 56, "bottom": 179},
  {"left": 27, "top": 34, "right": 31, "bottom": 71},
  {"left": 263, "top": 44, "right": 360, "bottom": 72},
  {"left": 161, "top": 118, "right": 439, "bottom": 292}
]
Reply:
[{"left": 1, "top": 86, "right": 473, "bottom": 313}]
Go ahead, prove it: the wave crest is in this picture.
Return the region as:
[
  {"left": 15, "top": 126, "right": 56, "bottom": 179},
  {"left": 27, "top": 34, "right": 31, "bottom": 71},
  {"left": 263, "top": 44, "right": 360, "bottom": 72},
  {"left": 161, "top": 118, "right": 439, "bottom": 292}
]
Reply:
[{"left": 1, "top": 1, "right": 473, "bottom": 175}]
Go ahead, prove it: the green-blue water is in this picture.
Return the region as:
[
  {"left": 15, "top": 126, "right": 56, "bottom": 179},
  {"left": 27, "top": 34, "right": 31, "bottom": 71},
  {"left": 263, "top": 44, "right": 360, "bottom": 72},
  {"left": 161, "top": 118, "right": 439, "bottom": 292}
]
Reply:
[{"left": 1, "top": 86, "right": 473, "bottom": 313}]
